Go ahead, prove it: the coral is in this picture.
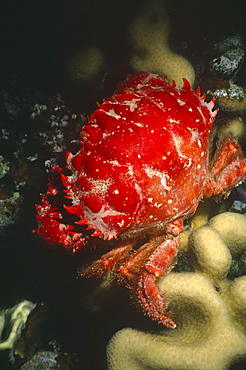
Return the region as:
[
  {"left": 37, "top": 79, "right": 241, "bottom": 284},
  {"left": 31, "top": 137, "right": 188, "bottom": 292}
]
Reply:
[
  {"left": 216, "top": 92, "right": 246, "bottom": 113},
  {"left": 130, "top": 1, "right": 195, "bottom": 87},
  {"left": 209, "top": 36, "right": 244, "bottom": 77},
  {"left": 217, "top": 117, "right": 246, "bottom": 140},
  {"left": 68, "top": 46, "right": 104, "bottom": 83},
  {"left": 0, "top": 191, "right": 22, "bottom": 232},
  {"left": 20, "top": 351, "right": 58, "bottom": 370},
  {"left": 20, "top": 351, "right": 80, "bottom": 370},
  {"left": 205, "top": 35, "right": 246, "bottom": 112},
  {"left": 208, "top": 83, "right": 245, "bottom": 101},
  {"left": 0, "top": 155, "right": 10, "bottom": 179},
  {"left": 0, "top": 155, "right": 23, "bottom": 232},
  {"left": 107, "top": 275, "right": 246, "bottom": 370},
  {"left": 107, "top": 212, "right": 246, "bottom": 369},
  {"left": 208, "top": 212, "right": 246, "bottom": 256},
  {"left": 0, "top": 300, "right": 36, "bottom": 362},
  {"left": 188, "top": 226, "right": 232, "bottom": 284}
]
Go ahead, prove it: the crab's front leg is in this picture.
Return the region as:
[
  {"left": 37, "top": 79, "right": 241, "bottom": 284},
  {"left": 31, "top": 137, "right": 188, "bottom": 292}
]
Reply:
[
  {"left": 136, "top": 219, "right": 183, "bottom": 328},
  {"left": 203, "top": 136, "right": 246, "bottom": 197}
]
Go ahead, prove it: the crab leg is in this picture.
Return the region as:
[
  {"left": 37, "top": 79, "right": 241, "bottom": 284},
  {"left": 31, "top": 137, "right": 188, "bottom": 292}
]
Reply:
[
  {"left": 80, "top": 242, "right": 133, "bottom": 278},
  {"left": 203, "top": 137, "right": 246, "bottom": 197},
  {"left": 108, "top": 233, "right": 180, "bottom": 327},
  {"left": 118, "top": 219, "right": 183, "bottom": 328},
  {"left": 136, "top": 235, "right": 180, "bottom": 328}
]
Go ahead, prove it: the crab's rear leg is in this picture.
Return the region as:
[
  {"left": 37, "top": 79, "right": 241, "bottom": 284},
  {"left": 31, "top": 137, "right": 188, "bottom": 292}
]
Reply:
[
  {"left": 203, "top": 136, "right": 246, "bottom": 197},
  {"left": 135, "top": 219, "right": 183, "bottom": 328}
]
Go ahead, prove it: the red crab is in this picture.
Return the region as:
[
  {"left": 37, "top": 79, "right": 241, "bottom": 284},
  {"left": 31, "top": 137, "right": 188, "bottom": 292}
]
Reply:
[{"left": 34, "top": 72, "right": 246, "bottom": 328}]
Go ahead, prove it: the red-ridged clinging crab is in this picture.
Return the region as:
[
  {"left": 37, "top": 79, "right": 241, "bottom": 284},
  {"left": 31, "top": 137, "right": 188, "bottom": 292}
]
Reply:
[{"left": 34, "top": 72, "right": 246, "bottom": 328}]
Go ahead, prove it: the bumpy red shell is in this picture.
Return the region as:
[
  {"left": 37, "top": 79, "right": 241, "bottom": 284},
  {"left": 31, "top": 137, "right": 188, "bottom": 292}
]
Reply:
[{"left": 35, "top": 72, "right": 217, "bottom": 251}]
